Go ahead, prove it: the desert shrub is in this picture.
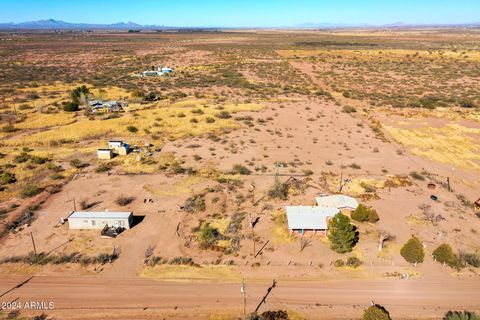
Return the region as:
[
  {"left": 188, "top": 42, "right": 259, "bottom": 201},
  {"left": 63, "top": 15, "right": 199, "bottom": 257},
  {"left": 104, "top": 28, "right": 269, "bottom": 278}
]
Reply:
[
  {"left": 197, "top": 223, "right": 222, "bottom": 249},
  {"left": 328, "top": 213, "right": 358, "bottom": 254},
  {"left": 95, "top": 163, "right": 111, "bottom": 173},
  {"left": 400, "top": 236, "right": 424, "bottom": 264},
  {"left": 368, "top": 209, "right": 380, "bottom": 223},
  {"left": 206, "top": 117, "right": 215, "bottom": 123},
  {"left": 409, "top": 171, "right": 425, "bottom": 181},
  {"left": 363, "top": 305, "right": 391, "bottom": 320},
  {"left": 216, "top": 111, "right": 231, "bottom": 119},
  {"left": 351, "top": 204, "right": 369, "bottom": 222},
  {"left": 30, "top": 155, "right": 49, "bottom": 164},
  {"left": 342, "top": 105, "right": 357, "bottom": 113},
  {"left": 14, "top": 152, "right": 31, "bottom": 163},
  {"left": 51, "top": 172, "right": 64, "bottom": 180},
  {"left": 2, "top": 124, "right": 16, "bottom": 133},
  {"left": 127, "top": 125, "right": 138, "bottom": 133},
  {"left": 268, "top": 181, "right": 289, "bottom": 200},
  {"left": 463, "top": 253, "right": 480, "bottom": 268},
  {"left": 303, "top": 169, "right": 314, "bottom": 176},
  {"left": 443, "top": 311, "right": 480, "bottom": 320},
  {"left": 333, "top": 259, "right": 345, "bottom": 267},
  {"left": 459, "top": 99, "right": 477, "bottom": 109},
  {"left": 231, "top": 164, "right": 251, "bottom": 175},
  {"left": 1, "top": 171, "right": 16, "bottom": 184},
  {"left": 20, "top": 184, "right": 43, "bottom": 198},
  {"left": 116, "top": 195, "right": 135, "bottom": 206},
  {"left": 169, "top": 256, "right": 195, "bottom": 266},
  {"left": 69, "top": 158, "right": 82, "bottom": 168},
  {"left": 352, "top": 204, "right": 379, "bottom": 223},
  {"left": 346, "top": 256, "right": 362, "bottom": 268},
  {"left": 63, "top": 101, "right": 79, "bottom": 112}
]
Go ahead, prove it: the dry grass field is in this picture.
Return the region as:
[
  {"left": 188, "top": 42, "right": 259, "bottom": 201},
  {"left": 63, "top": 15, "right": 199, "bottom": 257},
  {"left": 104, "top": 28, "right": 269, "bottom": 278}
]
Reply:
[{"left": 0, "top": 28, "right": 480, "bottom": 319}]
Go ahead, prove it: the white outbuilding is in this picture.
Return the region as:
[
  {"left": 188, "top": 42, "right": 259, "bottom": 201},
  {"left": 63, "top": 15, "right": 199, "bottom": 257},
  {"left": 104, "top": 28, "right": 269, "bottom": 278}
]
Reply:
[
  {"left": 315, "top": 194, "right": 359, "bottom": 211},
  {"left": 67, "top": 211, "right": 133, "bottom": 230}
]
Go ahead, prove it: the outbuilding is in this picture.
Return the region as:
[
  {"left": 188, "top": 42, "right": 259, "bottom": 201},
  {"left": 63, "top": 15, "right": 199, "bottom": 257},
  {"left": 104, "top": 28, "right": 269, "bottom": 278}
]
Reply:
[
  {"left": 97, "top": 148, "right": 113, "bottom": 160},
  {"left": 285, "top": 206, "right": 339, "bottom": 236},
  {"left": 315, "top": 194, "right": 359, "bottom": 211},
  {"left": 67, "top": 211, "right": 133, "bottom": 230},
  {"left": 108, "top": 140, "right": 130, "bottom": 155}
]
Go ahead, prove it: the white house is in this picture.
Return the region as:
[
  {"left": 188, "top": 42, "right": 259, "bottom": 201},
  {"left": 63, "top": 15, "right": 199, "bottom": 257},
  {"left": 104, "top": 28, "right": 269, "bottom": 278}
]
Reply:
[
  {"left": 285, "top": 206, "right": 339, "bottom": 235},
  {"left": 67, "top": 211, "right": 133, "bottom": 230},
  {"left": 315, "top": 195, "right": 359, "bottom": 211}
]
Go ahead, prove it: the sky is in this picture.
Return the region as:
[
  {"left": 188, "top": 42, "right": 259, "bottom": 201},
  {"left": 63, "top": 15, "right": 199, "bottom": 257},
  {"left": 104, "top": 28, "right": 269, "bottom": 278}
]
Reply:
[{"left": 0, "top": 0, "right": 479, "bottom": 27}]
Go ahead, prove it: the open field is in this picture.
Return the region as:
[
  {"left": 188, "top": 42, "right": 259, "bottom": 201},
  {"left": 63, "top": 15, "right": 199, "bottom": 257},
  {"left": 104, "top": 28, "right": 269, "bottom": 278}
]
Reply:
[{"left": 0, "top": 28, "right": 480, "bottom": 319}]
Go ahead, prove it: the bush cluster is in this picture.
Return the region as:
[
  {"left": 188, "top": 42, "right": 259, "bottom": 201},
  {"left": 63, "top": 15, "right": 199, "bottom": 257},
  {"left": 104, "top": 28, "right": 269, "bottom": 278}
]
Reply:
[{"left": 351, "top": 204, "right": 379, "bottom": 223}]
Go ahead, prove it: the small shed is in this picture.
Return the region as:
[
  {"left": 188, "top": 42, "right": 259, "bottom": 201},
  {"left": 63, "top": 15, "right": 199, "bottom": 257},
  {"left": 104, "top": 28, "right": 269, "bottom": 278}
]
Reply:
[
  {"left": 67, "top": 211, "right": 133, "bottom": 230},
  {"left": 108, "top": 140, "right": 130, "bottom": 155},
  {"left": 315, "top": 195, "right": 359, "bottom": 211},
  {"left": 285, "top": 206, "right": 339, "bottom": 235},
  {"left": 97, "top": 148, "right": 113, "bottom": 160}
]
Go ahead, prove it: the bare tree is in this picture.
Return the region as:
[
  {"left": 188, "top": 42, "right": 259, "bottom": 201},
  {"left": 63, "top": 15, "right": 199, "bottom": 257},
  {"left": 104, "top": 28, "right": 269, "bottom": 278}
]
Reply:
[
  {"left": 145, "top": 244, "right": 154, "bottom": 260},
  {"left": 378, "top": 230, "right": 394, "bottom": 252},
  {"left": 300, "top": 238, "right": 312, "bottom": 252}
]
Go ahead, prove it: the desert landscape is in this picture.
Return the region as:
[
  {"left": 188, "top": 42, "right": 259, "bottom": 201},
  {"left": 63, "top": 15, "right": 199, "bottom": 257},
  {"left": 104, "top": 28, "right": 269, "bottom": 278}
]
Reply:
[{"left": 0, "top": 27, "right": 479, "bottom": 320}]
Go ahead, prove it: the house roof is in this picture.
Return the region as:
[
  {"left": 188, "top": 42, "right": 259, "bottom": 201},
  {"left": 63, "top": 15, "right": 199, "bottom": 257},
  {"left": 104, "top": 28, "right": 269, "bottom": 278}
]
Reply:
[
  {"left": 68, "top": 211, "right": 133, "bottom": 220},
  {"left": 315, "top": 195, "right": 359, "bottom": 210},
  {"left": 285, "top": 206, "right": 339, "bottom": 230}
]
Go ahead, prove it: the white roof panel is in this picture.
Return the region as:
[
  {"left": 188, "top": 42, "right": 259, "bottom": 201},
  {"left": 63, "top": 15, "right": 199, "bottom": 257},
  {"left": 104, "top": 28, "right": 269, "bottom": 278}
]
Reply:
[
  {"left": 285, "top": 206, "right": 339, "bottom": 230},
  {"left": 68, "top": 211, "right": 132, "bottom": 219},
  {"left": 315, "top": 195, "right": 359, "bottom": 210}
]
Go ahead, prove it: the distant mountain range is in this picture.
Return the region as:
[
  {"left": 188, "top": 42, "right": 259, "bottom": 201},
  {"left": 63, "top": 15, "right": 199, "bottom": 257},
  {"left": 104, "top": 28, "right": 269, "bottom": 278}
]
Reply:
[
  {"left": 0, "top": 19, "right": 478, "bottom": 30},
  {"left": 0, "top": 19, "right": 174, "bottom": 30}
]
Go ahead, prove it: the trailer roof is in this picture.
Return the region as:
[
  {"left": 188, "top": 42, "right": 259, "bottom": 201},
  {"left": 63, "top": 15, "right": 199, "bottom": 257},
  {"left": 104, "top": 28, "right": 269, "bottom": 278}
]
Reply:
[
  {"left": 285, "top": 206, "right": 339, "bottom": 230},
  {"left": 68, "top": 211, "right": 132, "bottom": 219}
]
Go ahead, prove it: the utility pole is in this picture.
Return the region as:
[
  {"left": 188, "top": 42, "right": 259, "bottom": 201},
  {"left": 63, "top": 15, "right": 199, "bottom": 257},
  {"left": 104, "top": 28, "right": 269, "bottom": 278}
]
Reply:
[
  {"left": 447, "top": 177, "right": 451, "bottom": 192},
  {"left": 249, "top": 212, "right": 256, "bottom": 257},
  {"left": 339, "top": 171, "right": 343, "bottom": 193},
  {"left": 254, "top": 279, "right": 277, "bottom": 314},
  {"left": 241, "top": 278, "right": 246, "bottom": 320},
  {"left": 73, "top": 197, "right": 77, "bottom": 211},
  {"left": 30, "top": 232, "right": 37, "bottom": 256}
]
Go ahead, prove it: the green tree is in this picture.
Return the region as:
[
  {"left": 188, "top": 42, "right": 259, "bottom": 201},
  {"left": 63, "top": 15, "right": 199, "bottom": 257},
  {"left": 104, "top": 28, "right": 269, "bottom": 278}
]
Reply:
[
  {"left": 328, "top": 213, "right": 358, "bottom": 254},
  {"left": 352, "top": 204, "right": 369, "bottom": 222},
  {"left": 433, "top": 244, "right": 455, "bottom": 264},
  {"left": 71, "top": 85, "right": 90, "bottom": 104},
  {"left": 363, "top": 305, "right": 391, "bottom": 320},
  {"left": 400, "top": 236, "right": 424, "bottom": 264}
]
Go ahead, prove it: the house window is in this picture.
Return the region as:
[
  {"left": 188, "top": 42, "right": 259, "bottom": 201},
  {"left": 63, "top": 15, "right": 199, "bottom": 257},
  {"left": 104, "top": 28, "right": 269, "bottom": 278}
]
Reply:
[
  {"left": 119, "top": 220, "right": 125, "bottom": 226},
  {"left": 91, "top": 220, "right": 96, "bottom": 226}
]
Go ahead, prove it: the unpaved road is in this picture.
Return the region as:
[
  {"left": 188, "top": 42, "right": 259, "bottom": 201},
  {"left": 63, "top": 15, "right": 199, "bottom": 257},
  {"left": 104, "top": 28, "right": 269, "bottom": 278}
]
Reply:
[{"left": 1, "top": 275, "right": 479, "bottom": 319}]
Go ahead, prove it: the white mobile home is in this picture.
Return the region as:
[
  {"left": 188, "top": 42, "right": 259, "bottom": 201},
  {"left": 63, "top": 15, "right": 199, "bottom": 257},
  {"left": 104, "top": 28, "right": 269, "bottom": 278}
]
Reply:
[
  {"left": 285, "top": 206, "right": 339, "bottom": 236},
  {"left": 67, "top": 211, "right": 133, "bottom": 230}
]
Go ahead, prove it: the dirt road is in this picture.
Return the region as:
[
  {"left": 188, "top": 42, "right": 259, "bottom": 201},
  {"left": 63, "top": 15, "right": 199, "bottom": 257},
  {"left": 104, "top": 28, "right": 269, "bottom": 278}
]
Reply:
[{"left": 1, "top": 275, "right": 479, "bottom": 319}]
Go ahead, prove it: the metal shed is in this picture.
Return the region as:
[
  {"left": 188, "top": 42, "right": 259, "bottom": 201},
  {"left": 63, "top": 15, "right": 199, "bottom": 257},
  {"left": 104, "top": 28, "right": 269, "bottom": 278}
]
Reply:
[
  {"left": 67, "top": 211, "right": 133, "bottom": 230},
  {"left": 285, "top": 206, "right": 339, "bottom": 235},
  {"left": 315, "top": 195, "right": 359, "bottom": 211}
]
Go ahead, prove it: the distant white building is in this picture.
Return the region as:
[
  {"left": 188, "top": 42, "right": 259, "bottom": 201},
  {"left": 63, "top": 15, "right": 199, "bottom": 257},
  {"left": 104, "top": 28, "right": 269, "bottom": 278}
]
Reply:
[
  {"left": 142, "top": 66, "right": 174, "bottom": 77},
  {"left": 315, "top": 195, "right": 359, "bottom": 211},
  {"left": 67, "top": 211, "right": 133, "bottom": 230},
  {"left": 285, "top": 206, "right": 339, "bottom": 235}
]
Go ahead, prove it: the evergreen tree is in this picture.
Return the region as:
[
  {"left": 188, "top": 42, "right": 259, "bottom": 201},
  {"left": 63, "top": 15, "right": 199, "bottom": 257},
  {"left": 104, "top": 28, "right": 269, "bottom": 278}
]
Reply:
[
  {"left": 363, "top": 305, "right": 391, "bottom": 320},
  {"left": 400, "top": 236, "right": 424, "bottom": 263},
  {"left": 328, "top": 213, "right": 358, "bottom": 253}
]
